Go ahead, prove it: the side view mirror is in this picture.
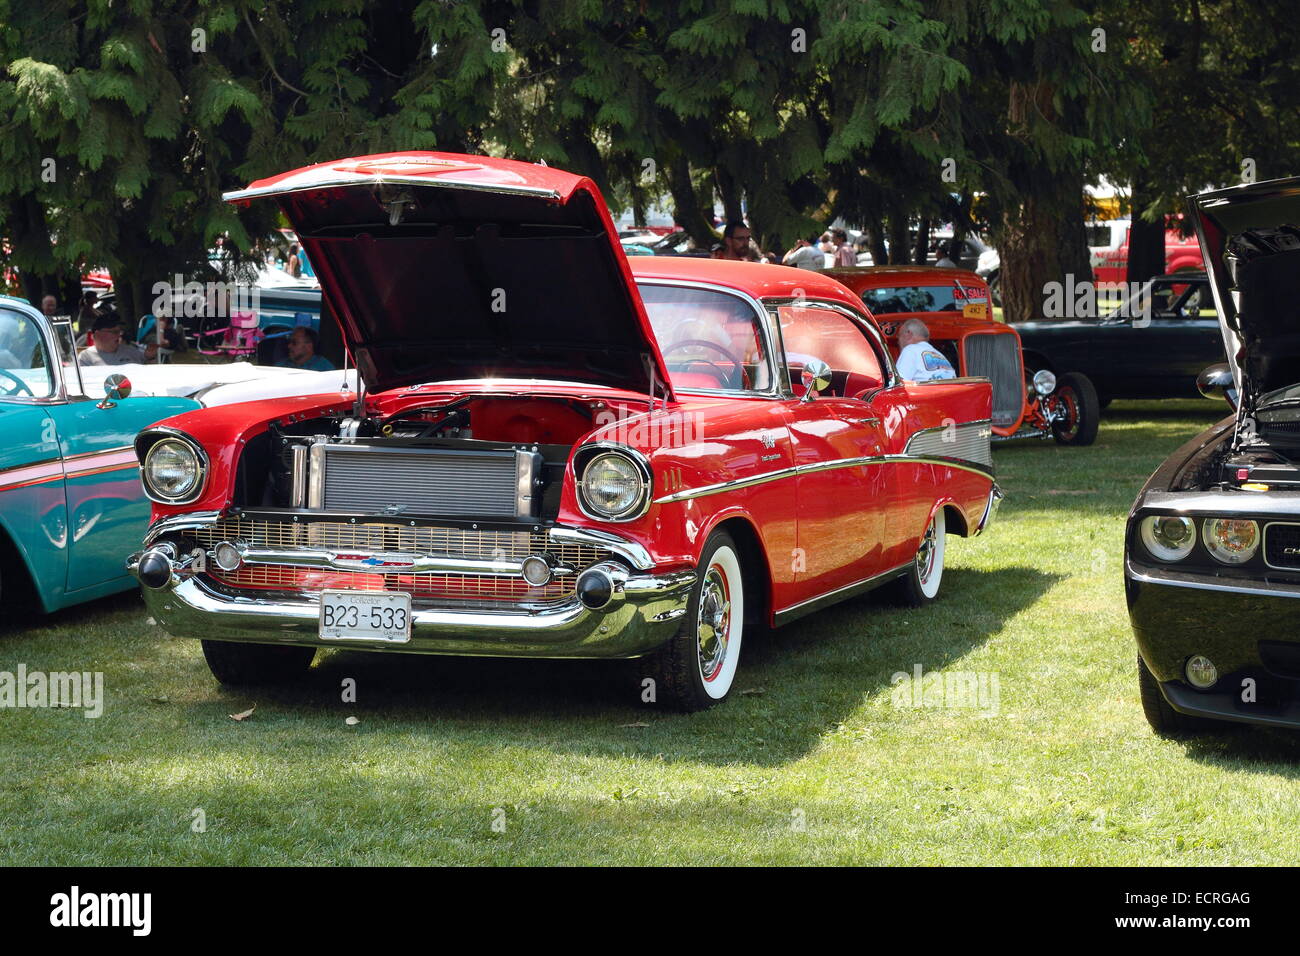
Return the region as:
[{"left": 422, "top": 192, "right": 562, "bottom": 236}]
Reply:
[
  {"left": 800, "top": 357, "right": 833, "bottom": 402},
  {"left": 1196, "top": 363, "right": 1236, "bottom": 409},
  {"left": 98, "top": 373, "right": 132, "bottom": 409}
]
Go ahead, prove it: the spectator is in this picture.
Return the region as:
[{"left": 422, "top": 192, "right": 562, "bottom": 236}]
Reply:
[
  {"left": 717, "top": 222, "right": 760, "bottom": 262},
  {"left": 40, "top": 294, "right": 64, "bottom": 319},
  {"left": 80, "top": 315, "right": 150, "bottom": 366},
  {"left": 287, "top": 242, "right": 303, "bottom": 278},
  {"left": 276, "top": 326, "right": 333, "bottom": 371},
  {"left": 894, "top": 318, "right": 957, "bottom": 383},
  {"left": 783, "top": 235, "right": 825, "bottom": 271},
  {"left": 935, "top": 239, "right": 964, "bottom": 269},
  {"left": 831, "top": 228, "right": 856, "bottom": 267}
]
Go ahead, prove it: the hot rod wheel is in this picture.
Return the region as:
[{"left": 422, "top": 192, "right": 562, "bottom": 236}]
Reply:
[
  {"left": 1050, "top": 371, "right": 1100, "bottom": 446},
  {"left": 647, "top": 530, "right": 746, "bottom": 711}
]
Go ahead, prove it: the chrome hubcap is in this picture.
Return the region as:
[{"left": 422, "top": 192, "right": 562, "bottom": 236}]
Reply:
[
  {"left": 697, "top": 566, "right": 732, "bottom": 681},
  {"left": 916, "top": 520, "right": 937, "bottom": 583}
]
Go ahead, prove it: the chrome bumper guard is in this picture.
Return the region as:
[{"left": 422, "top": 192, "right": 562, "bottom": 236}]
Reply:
[
  {"left": 975, "top": 484, "right": 1003, "bottom": 535},
  {"left": 126, "top": 535, "right": 696, "bottom": 660}
]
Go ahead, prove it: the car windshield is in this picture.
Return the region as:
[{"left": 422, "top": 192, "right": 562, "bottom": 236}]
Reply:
[
  {"left": 0, "top": 307, "right": 55, "bottom": 399},
  {"left": 638, "top": 284, "right": 773, "bottom": 393},
  {"left": 858, "top": 283, "right": 986, "bottom": 315}
]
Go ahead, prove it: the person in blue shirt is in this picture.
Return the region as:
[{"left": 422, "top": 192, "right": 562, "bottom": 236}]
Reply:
[{"left": 276, "top": 326, "right": 333, "bottom": 371}]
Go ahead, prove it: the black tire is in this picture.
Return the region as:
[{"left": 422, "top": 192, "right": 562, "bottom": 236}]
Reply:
[
  {"left": 884, "top": 509, "right": 946, "bottom": 608},
  {"left": 1050, "top": 371, "right": 1100, "bottom": 446},
  {"left": 1137, "top": 656, "right": 1228, "bottom": 737},
  {"left": 201, "top": 640, "right": 316, "bottom": 685},
  {"left": 646, "top": 530, "right": 746, "bottom": 712}
]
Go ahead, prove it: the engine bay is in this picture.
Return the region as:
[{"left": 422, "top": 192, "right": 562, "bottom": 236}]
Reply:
[{"left": 234, "top": 394, "right": 650, "bottom": 521}]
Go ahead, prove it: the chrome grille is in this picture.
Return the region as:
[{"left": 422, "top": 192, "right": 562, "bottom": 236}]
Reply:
[
  {"left": 191, "top": 518, "right": 605, "bottom": 570},
  {"left": 193, "top": 518, "right": 610, "bottom": 607},
  {"left": 311, "top": 444, "right": 538, "bottom": 519},
  {"left": 963, "top": 332, "right": 1023, "bottom": 428},
  {"left": 1265, "top": 523, "right": 1300, "bottom": 570}
]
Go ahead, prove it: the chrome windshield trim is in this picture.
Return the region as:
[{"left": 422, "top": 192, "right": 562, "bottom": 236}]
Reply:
[{"left": 633, "top": 276, "right": 784, "bottom": 399}]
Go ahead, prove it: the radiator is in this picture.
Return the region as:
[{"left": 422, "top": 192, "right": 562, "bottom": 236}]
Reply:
[
  {"left": 963, "top": 332, "right": 1023, "bottom": 428},
  {"left": 302, "top": 443, "right": 541, "bottom": 519}
]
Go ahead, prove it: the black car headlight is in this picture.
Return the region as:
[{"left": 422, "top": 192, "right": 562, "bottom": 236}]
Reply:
[
  {"left": 577, "top": 450, "right": 650, "bottom": 520},
  {"left": 1139, "top": 515, "right": 1195, "bottom": 562},
  {"left": 142, "top": 436, "right": 206, "bottom": 503},
  {"left": 1202, "top": 517, "right": 1259, "bottom": 565}
]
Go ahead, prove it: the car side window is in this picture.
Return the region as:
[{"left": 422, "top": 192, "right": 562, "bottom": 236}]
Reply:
[
  {"left": 0, "top": 308, "right": 54, "bottom": 400},
  {"left": 776, "top": 303, "right": 886, "bottom": 399}
]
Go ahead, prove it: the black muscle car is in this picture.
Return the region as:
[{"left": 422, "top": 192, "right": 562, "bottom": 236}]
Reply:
[
  {"left": 1014, "top": 273, "right": 1224, "bottom": 408},
  {"left": 1127, "top": 176, "right": 1300, "bottom": 734}
]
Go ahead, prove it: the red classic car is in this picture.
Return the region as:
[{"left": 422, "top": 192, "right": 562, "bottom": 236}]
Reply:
[
  {"left": 127, "top": 152, "right": 1000, "bottom": 711},
  {"left": 828, "top": 266, "right": 1100, "bottom": 446}
]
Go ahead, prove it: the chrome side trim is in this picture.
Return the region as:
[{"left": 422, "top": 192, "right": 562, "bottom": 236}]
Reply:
[
  {"left": 653, "top": 450, "right": 994, "bottom": 504},
  {"left": 773, "top": 561, "right": 913, "bottom": 626},
  {"left": 224, "top": 176, "right": 562, "bottom": 204}
]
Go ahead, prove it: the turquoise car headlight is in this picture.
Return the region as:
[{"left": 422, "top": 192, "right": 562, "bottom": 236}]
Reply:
[
  {"left": 143, "top": 437, "right": 205, "bottom": 503},
  {"left": 1139, "top": 515, "right": 1195, "bottom": 562}
]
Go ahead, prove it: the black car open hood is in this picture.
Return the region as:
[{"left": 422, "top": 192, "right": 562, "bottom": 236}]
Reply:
[
  {"left": 1189, "top": 177, "right": 1300, "bottom": 401},
  {"left": 224, "top": 152, "right": 673, "bottom": 398}
]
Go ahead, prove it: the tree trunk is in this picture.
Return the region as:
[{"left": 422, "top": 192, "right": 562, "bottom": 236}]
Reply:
[
  {"left": 715, "top": 167, "right": 744, "bottom": 229},
  {"left": 913, "top": 218, "right": 931, "bottom": 264},
  {"left": 667, "top": 153, "right": 717, "bottom": 247},
  {"left": 887, "top": 213, "right": 909, "bottom": 265},
  {"left": 999, "top": 166, "right": 1090, "bottom": 323},
  {"left": 864, "top": 215, "right": 888, "bottom": 266},
  {"left": 1127, "top": 178, "right": 1166, "bottom": 285}
]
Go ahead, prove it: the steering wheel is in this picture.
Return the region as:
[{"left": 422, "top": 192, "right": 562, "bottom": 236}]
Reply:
[
  {"left": 661, "top": 339, "right": 750, "bottom": 389},
  {"left": 0, "top": 368, "right": 34, "bottom": 397}
]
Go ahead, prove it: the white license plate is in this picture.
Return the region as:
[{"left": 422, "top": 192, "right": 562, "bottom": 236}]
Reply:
[{"left": 318, "top": 590, "right": 412, "bottom": 643}]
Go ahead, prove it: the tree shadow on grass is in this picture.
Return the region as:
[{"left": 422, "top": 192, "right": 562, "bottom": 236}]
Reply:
[{"left": 176, "top": 564, "right": 1061, "bottom": 769}]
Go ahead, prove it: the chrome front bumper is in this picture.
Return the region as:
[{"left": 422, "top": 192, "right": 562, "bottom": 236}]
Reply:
[{"left": 127, "top": 540, "right": 696, "bottom": 660}]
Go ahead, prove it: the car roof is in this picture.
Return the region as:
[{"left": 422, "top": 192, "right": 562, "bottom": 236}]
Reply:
[{"left": 628, "top": 256, "right": 867, "bottom": 312}]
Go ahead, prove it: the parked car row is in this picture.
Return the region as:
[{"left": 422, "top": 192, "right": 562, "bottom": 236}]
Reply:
[{"left": 7, "top": 151, "right": 1298, "bottom": 737}]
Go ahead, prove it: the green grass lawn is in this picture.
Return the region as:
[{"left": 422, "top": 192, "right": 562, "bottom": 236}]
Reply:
[{"left": 5, "top": 397, "right": 1299, "bottom": 866}]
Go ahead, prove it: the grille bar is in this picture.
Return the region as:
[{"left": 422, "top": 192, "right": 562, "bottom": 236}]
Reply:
[
  {"left": 963, "top": 332, "right": 1023, "bottom": 428},
  {"left": 1265, "top": 522, "right": 1300, "bottom": 570}
]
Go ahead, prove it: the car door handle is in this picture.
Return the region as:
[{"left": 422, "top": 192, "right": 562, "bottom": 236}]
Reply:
[{"left": 853, "top": 417, "right": 881, "bottom": 426}]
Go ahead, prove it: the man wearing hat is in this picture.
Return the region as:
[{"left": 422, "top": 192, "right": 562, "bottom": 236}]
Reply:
[{"left": 80, "top": 314, "right": 150, "bottom": 366}]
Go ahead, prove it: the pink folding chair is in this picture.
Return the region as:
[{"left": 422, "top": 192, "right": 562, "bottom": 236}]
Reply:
[{"left": 198, "top": 310, "right": 262, "bottom": 359}]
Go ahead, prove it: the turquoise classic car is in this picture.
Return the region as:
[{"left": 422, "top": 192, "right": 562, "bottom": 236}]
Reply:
[{"left": 0, "top": 295, "right": 199, "bottom": 612}]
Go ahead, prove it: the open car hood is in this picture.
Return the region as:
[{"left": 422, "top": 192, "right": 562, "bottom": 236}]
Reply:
[
  {"left": 1189, "top": 176, "right": 1300, "bottom": 402},
  {"left": 224, "top": 152, "right": 672, "bottom": 398}
]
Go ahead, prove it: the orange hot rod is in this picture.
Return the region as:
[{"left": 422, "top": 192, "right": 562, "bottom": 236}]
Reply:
[
  {"left": 128, "top": 152, "right": 1000, "bottom": 711},
  {"left": 829, "top": 266, "right": 1101, "bottom": 446}
]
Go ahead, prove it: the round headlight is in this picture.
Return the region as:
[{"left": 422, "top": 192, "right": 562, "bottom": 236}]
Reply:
[
  {"left": 1202, "top": 517, "right": 1259, "bottom": 565},
  {"left": 143, "top": 438, "right": 204, "bottom": 502},
  {"left": 1032, "top": 369, "right": 1057, "bottom": 396},
  {"left": 1139, "top": 515, "right": 1195, "bottom": 562},
  {"left": 578, "top": 452, "right": 647, "bottom": 519}
]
